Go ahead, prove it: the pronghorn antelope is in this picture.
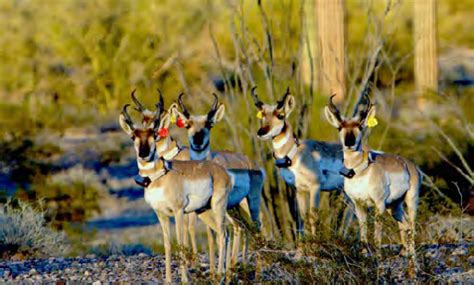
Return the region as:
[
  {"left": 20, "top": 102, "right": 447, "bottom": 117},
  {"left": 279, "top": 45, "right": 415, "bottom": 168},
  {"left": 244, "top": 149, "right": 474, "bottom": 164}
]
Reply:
[
  {"left": 130, "top": 90, "right": 199, "bottom": 256},
  {"left": 119, "top": 103, "right": 233, "bottom": 283},
  {"left": 324, "top": 94, "right": 421, "bottom": 260},
  {"left": 250, "top": 87, "right": 344, "bottom": 235},
  {"left": 171, "top": 93, "right": 265, "bottom": 264}
]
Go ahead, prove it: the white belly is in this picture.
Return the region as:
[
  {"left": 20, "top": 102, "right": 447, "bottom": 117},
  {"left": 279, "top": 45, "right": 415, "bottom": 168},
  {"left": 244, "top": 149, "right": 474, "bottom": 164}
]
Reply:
[{"left": 184, "top": 179, "right": 213, "bottom": 213}]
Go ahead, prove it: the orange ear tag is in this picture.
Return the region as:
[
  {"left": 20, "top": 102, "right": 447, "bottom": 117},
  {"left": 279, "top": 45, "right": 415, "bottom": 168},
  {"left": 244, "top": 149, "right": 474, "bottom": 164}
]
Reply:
[{"left": 158, "top": 128, "right": 169, "bottom": 137}]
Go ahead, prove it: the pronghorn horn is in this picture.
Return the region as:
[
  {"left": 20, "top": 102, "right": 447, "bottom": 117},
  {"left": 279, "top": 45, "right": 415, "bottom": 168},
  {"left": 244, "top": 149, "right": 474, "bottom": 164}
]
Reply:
[
  {"left": 277, "top": 86, "right": 290, "bottom": 109},
  {"left": 328, "top": 94, "right": 342, "bottom": 121},
  {"left": 153, "top": 89, "right": 164, "bottom": 130},
  {"left": 358, "top": 93, "right": 373, "bottom": 120},
  {"left": 178, "top": 93, "right": 190, "bottom": 118},
  {"left": 156, "top": 89, "right": 164, "bottom": 113},
  {"left": 121, "top": 104, "right": 135, "bottom": 129},
  {"left": 131, "top": 89, "right": 145, "bottom": 112},
  {"left": 207, "top": 93, "right": 219, "bottom": 120},
  {"left": 250, "top": 86, "right": 263, "bottom": 108}
]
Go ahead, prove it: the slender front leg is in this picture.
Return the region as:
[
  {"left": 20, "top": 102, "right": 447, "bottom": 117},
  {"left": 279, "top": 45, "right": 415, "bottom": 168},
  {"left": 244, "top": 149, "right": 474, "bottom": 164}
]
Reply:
[
  {"left": 309, "top": 186, "right": 321, "bottom": 235},
  {"left": 374, "top": 205, "right": 385, "bottom": 257},
  {"left": 353, "top": 202, "right": 368, "bottom": 251},
  {"left": 156, "top": 211, "right": 172, "bottom": 284},
  {"left": 174, "top": 209, "right": 189, "bottom": 283},
  {"left": 296, "top": 191, "right": 308, "bottom": 237}
]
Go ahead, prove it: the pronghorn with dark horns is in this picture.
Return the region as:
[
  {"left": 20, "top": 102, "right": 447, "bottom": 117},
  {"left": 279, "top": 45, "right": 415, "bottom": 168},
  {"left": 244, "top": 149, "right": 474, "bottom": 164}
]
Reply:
[
  {"left": 119, "top": 101, "right": 233, "bottom": 283},
  {"left": 250, "top": 87, "right": 345, "bottom": 235},
  {"left": 171, "top": 93, "right": 265, "bottom": 264},
  {"left": 324, "top": 93, "right": 421, "bottom": 262}
]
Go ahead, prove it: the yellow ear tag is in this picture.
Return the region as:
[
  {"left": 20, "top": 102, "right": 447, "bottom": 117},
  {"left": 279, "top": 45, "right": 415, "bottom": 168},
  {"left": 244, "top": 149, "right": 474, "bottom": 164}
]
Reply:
[
  {"left": 170, "top": 114, "right": 177, "bottom": 124},
  {"left": 367, "top": 116, "right": 378, "bottom": 128},
  {"left": 256, "top": 111, "right": 263, "bottom": 119}
]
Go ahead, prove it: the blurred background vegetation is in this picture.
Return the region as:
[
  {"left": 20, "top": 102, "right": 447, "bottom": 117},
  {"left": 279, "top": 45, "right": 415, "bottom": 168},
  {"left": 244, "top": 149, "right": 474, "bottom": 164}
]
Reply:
[{"left": 0, "top": 0, "right": 472, "bottom": 258}]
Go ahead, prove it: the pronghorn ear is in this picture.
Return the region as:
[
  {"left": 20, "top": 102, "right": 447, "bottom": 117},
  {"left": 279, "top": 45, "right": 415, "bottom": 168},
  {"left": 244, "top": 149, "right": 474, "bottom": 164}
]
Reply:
[
  {"left": 169, "top": 102, "right": 190, "bottom": 127},
  {"left": 324, "top": 106, "right": 342, "bottom": 128},
  {"left": 283, "top": 95, "right": 295, "bottom": 117},
  {"left": 119, "top": 114, "right": 134, "bottom": 136},
  {"left": 158, "top": 112, "right": 171, "bottom": 130},
  {"left": 209, "top": 104, "right": 225, "bottom": 125},
  {"left": 361, "top": 105, "right": 376, "bottom": 127}
]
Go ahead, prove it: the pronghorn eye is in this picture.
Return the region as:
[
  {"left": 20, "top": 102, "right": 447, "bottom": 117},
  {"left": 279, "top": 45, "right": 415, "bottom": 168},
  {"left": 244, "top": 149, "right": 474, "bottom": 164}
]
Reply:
[{"left": 276, "top": 113, "right": 285, "bottom": 120}]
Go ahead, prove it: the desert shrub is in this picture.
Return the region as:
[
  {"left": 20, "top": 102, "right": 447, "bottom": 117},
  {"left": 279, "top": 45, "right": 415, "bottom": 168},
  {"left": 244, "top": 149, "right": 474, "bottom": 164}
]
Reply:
[
  {"left": 19, "top": 166, "right": 103, "bottom": 229},
  {"left": 0, "top": 200, "right": 69, "bottom": 259}
]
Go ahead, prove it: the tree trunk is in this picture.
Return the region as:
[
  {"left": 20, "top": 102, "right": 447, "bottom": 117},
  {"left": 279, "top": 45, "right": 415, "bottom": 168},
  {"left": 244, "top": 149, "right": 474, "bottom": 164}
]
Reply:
[
  {"left": 414, "top": 0, "right": 438, "bottom": 109},
  {"left": 316, "top": 0, "right": 345, "bottom": 103}
]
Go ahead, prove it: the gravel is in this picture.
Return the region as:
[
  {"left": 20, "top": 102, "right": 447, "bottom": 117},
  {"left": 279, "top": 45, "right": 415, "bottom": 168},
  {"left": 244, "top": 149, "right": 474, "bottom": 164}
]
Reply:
[{"left": 0, "top": 244, "right": 472, "bottom": 283}]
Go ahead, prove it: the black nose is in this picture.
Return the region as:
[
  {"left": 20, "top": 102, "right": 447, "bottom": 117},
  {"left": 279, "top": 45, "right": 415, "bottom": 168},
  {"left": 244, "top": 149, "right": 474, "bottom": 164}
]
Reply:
[
  {"left": 138, "top": 144, "right": 150, "bottom": 158},
  {"left": 257, "top": 126, "right": 270, "bottom": 137},
  {"left": 344, "top": 132, "right": 356, "bottom": 147},
  {"left": 193, "top": 129, "right": 206, "bottom": 146}
]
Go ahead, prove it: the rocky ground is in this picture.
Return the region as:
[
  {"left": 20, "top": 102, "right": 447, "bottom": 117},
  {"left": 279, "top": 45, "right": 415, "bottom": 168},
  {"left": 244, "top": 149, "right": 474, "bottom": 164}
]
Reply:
[{"left": 0, "top": 244, "right": 472, "bottom": 283}]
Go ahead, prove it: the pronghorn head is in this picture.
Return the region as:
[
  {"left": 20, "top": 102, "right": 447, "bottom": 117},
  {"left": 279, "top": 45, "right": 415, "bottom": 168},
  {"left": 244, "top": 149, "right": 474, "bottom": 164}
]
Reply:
[
  {"left": 119, "top": 91, "right": 171, "bottom": 161},
  {"left": 170, "top": 93, "right": 225, "bottom": 151},
  {"left": 324, "top": 94, "right": 376, "bottom": 151},
  {"left": 251, "top": 87, "right": 295, "bottom": 140}
]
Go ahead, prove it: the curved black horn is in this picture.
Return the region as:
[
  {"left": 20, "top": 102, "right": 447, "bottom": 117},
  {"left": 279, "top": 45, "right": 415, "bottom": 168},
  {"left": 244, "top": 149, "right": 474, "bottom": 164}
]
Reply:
[
  {"left": 207, "top": 93, "right": 219, "bottom": 120},
  {"left": 121, "top": 104, "right": 135, "bottom": 129},
  {"left": 156, "top": 89, "right": 164, "bottom": 113},
  {"left": 328, "top": 94, "right": 342, "bottom": 121},
  {"left": 178, "top": 93, "right": 190, "bottom": 118},
  {"left": 251, "top": 86, "right": 263, "bottom": 108},
  {"left": 277, "top": 86, "right": 291, "bottom": 109},
  {"left": 131, "top": 89, "right": 145, "bottom": 112}
]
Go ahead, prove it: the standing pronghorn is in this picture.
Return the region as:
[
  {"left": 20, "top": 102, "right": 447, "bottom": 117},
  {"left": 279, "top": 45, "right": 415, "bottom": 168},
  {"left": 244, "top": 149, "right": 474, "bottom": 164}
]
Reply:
[
  {"left": 119, "top": 103, "right": 233, "bottom": 283},
  {"left": 324, "top": 94, "right": 420, "bottom": 262},
  {"left": 130, "top": 90, "right": 200, "bottom": 256},
  {"left": 171, "top": 93, "right": 265, "bottom": 263},
  {"left": 250, "top": 87, "right": 345, "bottom": 235}
]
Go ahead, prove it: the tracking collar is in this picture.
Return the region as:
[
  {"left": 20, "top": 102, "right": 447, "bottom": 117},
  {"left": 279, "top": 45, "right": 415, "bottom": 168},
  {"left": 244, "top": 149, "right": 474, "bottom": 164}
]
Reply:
[{"left": 340, "top": 151, "right": 372, "bottom": 178}]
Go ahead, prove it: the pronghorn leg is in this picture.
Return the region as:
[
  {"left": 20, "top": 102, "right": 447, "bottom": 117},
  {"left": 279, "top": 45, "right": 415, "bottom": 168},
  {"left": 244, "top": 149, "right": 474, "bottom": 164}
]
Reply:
[
  {"left": 309, "top": 186, "right": 321, "bottom": 235},
  {"left": 183, "top": 214, "right": 190, "bottom": 248},
  {"left": 231, "top": 223, "right": 241, "bottom": 267},
  {"left": 174, "top": 209, "right": 189, "bottom": 283},
  {"left": 198, "top": 211, "right": 217, "bottom": 276},
  {"left": 238, "top": 200, "right": 252, "bottom": 262},
  {"left": 156, "top": 211, "right": 172, "bottom": 284},
  {"left": 188, "top": 212, "right": 198, "bottom": 257},
  {"left": 405, "top": 183, "right": 419, "bottom": 269},
  {"left": 247, "top": 171, "right": 264, "bottom": 229},
  {"left": 211, "top": 194, "right": 228, "bottom": 277},
  {"left": 296, "top": 191, "right": 308, "bottom": 237},
  {"left": 353, "top": 202, "right": 369, "bottom": 253},
  {"left": 374, "top": 204, "right": 386, "bottom": 258}
]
